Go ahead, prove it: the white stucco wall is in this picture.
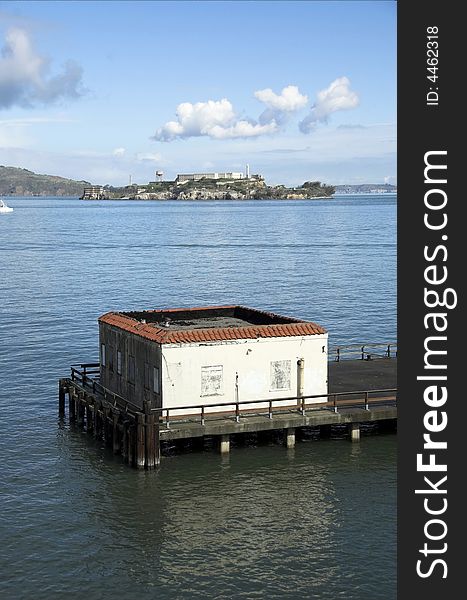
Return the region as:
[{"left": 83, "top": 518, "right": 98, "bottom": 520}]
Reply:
[{"left": 161, "top": 334, "right": 328, "bottom": 415}]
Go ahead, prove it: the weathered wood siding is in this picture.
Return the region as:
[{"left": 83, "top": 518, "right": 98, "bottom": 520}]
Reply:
[{"left": 99, "top": 322, "right": 162, "bottom": 409}]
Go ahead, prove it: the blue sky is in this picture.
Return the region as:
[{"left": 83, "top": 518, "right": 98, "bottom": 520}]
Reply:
[{"left": 0, "top": 1, "right": 396, "bottom": 186}]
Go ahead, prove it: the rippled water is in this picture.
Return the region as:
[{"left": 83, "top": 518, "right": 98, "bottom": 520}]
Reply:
[{"left": 0, "top": 196, "right": 396, "bottom": 599}]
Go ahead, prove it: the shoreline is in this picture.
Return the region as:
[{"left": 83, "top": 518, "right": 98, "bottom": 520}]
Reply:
[{"left": 5, "top": 192, "right": 397, "bottom": 202}]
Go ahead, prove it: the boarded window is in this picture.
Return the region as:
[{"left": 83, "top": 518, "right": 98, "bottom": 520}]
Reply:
[
  {"left": 117, "top": 351, "right": 122, "bottom": 375},
  {"left": 153, "top": 366, "right": 160, "bottom": 394},
  {"left": 128, "top": 355, "right": 135, "bottom": 384},
  {"left": 270, "top": 360, "right": 291, "bottom": 391},
  {"left": 201, "top": 365, "right": 223, "bottom": 396},
  {"left": 100, "top": 344, "right": 106, "bottom": 367}
]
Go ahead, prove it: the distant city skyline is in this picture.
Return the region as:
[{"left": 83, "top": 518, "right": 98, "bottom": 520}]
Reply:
[{"left": 0, "top": 1, "right": 396, "bottom": 186}]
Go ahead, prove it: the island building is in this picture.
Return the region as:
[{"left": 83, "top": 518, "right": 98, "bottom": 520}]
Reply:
[
  {"left": 81, "top": 185, "right": 105, "bottom": 199},
  {"left": 175, "top": 164, "right": 263, "bottom": 185},
  {"left": 98, "top": 305, "right": 328, "bottom": 415},
  {"left": 176, "top": 172, "right": 245, "bottom": 183}
]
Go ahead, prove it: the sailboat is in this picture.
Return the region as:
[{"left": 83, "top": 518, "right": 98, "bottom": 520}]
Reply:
[{"left": 0, "top": 199, "right": 13, "bottom": 213}]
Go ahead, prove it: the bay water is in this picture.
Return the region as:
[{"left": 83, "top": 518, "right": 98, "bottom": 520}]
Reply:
[{"left": 0, "top": 195, "right": 396, "bottom": 599}]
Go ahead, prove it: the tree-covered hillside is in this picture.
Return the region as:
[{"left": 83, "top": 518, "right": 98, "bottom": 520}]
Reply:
[{"left": 0, "top": 166, "right": 90, "bottom": 196}]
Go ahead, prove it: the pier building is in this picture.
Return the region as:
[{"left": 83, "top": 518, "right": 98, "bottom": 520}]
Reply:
[
  {"left": 98, "top": 305, "right": 328, "bottom": 414},
  {"left": 58, "top": 307, "right": 397, "bottom": 469}
]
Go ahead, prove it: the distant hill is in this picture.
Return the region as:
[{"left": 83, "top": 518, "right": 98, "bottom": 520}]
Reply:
[
  {"left": 334, "top": 183, "right": 397, "bottom": 194},
  {"left": 0, "top": 166, "right": 90, "bottom": 196}
]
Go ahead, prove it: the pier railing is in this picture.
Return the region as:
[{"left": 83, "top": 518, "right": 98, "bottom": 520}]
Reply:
[
  {"left": 70, "top": 363, "right": 141, "bottom": 413},
  {"left": 329, "top": 342, "right": 397, "bottom": 362},
  {"left": 150, "top": 388, "right": 397, "bottom": 429},
  {"left": 68, "top": 364, "right": 395, "bottom": 426}
]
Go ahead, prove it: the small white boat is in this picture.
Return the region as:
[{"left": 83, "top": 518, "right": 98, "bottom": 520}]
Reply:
[{"left": 0, "top": 199, "right": 13, "bottom": 213}]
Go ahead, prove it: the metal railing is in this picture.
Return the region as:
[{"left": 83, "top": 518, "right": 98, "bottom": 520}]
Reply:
[
  {"left": 150, "top": 388, "right": 397, "bottom": 429},
  {"left": 329, "top": 343, "right": 397, "bottom": 362},
  {"left": 68, "top": 360, "right": 397, "bottom": 428}
]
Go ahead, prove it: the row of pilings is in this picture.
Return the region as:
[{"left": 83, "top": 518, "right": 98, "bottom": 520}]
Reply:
[{"left": 59, "top": 379, "right": 160, "bottom": 468}]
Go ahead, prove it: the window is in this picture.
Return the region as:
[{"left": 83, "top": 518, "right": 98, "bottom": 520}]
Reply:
[
  {"left": 100, "top": 343, "right": 106, "bottom": 367},
  {"left": 128, "top": 355, "right": 135, "bottom": 384},
  {"left": 153, "top": 366, "right": 160, "bottom": 394},
  {"left": 201, "top": 365, "right": 223, "bottom": 396},
  {"left": 270, "top": 360, "right": 291, "bottom": 391},
  {"left": 117, "top": 351, "right": 122, "bottom": 375}
]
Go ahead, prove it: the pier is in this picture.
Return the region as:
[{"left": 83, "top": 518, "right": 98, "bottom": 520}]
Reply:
[{"left": 58, "top": 351, "right": 397, "bottom": 469}]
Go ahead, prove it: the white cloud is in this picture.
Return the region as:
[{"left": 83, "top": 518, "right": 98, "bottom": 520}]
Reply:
[
  {"left": 154, "top": 82, "right": 358, "bottom": 143},
  {"left": 299, "top": 77, "right": 359, "bottom": 133},
  {"left": 255, "top": 85, "right": 308, "bottom": 112},
  {"left": 208, "top": 120, "right": 277, "bottom": 139},
  {"left": 255, "top": 84, "right": 308, "bottom": 126},
  {"left": 0, "top": 27, "right": 85, "bottom": 109},
  {"left": 113, "top": 147, "right": 126, "bottom": 156},
  {"left": 152, "top": 97, "right": 278, "bottom": 141}
]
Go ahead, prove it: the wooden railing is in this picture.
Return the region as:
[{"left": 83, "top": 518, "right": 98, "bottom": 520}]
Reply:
[{"left": 70, "top": 364, "right": 141, "bottom": 413}]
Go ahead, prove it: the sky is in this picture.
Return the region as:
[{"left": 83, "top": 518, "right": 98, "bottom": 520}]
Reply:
[{"left": 0, "top": 1, "right": 396, "bottom": 187}]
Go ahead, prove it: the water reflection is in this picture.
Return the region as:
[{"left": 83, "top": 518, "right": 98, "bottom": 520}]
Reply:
[{"left": 54, "top": 431, "right": 396, "bottom": 598}]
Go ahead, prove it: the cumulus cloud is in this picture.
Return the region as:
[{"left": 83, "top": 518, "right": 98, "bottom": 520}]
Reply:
[
  {"left": 113, "top": 147, "right": 126, "bottom": 156},
  {"left": 0, "top": 28, "right": 85, "bottom": 109},
  {"left": 208, "top": 120, "right": 277, "bottom": 139},
  {"left": 255, "top": 85, "right": 308, "bottom": 125},
  {"left": 299, "top": 77, "right": 359, "bottom": 133},
  {"left": 152, "top": 97, "right": 278, "bottom": 141},
  {"left": 152, "top": 80, "right": 357, "bottom": 142},
  {"left": 255, "top": 85, "right": 308, "bottom": 112}
]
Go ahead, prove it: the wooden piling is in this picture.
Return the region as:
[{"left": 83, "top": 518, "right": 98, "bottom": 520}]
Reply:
[
  {"left": 86, "top": 404, "right": 93, "bottom": 434},
  {"left": 112, "top": 410, "right": 121, "bottom": 454},
  {"left": 69, "top": 388, "right": 76, "bottom": 422},
  {"left": 77, "top": 392, "right": 85, "bottom": 427},
  {"left": 144, "top": 401, "right": 160, "bottom": 469},
  {"left": 136, "top": 413, "right": 146, "bottom": 469},
  {"left": 103, "top": 407, "right": 110, "bottom": 445},
  {"left": 93, "top": 401, "right": 100, "bottom": 438},
  {"left": 128, "top": 424, "right": 135, "bottom": 467},
  {"left": 121, "top": 422, "right": 128, "bottom": 461},
  {"left": 58, "top": 380, "right": 66, "bottom": 418},
  {"left": 145, "top": 413, "right": 155, "bottom": 469}
]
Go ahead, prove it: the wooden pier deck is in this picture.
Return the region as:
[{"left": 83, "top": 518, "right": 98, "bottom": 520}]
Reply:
[{"left": 59, "top": 357, "right": 397, "bottom": 468}]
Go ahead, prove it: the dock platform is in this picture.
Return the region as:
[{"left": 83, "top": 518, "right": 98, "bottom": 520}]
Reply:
[{"left": 59, "top": 357, "right": 397, "bottom": 468}]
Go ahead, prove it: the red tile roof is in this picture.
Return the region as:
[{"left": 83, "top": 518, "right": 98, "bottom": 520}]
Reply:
[{"left": 98, "top": 305, "right": 327, "bottom": 344}]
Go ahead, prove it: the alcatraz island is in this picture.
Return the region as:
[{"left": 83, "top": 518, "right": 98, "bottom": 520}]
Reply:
[
  {"left": 81, "top": 167, "right": 335, "bottom": 201},
  {"left": 1, "top": 164, "right": 396, "bottom": 199}
]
